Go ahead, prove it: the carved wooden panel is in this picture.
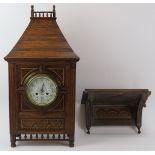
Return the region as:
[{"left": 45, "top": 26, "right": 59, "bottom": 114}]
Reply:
[
  {"left": 16, "top": 64, "right": 39, "bottom": 87},
  {"left": 46, "top": 67, "right": 65, "bottom": 86},
  {"left": 19, "top": 94, "right": 65, "bottom": 112},
  {"left": 16, "top": 64, "right": 65, "bottom": 87},
  {"left": 20, "top": 118, "right": 65, "bottom": 130},
  {"left": 93, "top": 106, "right": 132, "bottom": 119}
]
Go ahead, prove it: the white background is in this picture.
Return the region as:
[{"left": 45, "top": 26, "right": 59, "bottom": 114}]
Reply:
[{"left": 0, "top": 3, "right": 155, "bottom": 150}]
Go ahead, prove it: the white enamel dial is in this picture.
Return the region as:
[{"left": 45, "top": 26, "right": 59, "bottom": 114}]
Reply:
[{"left": 26, "top": 74, "right": 58, "bottom": 106}]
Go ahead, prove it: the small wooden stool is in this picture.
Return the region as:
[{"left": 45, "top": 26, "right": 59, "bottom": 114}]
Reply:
[{"left": 81, "top": 89, "right": 151, "bottom": 134}]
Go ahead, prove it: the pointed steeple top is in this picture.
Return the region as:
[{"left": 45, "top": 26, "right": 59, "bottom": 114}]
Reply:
[{"left": 4, "top": 5, "right": 79, "bottom": 62}]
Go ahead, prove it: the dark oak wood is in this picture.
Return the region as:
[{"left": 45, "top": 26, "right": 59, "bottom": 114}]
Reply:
[
  {"left": 81, "top": 89, "right": 151, "bottom": 134},
  {"left": 4, "top": 5, "right": 79, "bottom": 147}
]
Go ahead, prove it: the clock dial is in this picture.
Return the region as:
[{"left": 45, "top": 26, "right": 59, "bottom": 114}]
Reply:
[{"left": 26, "top": 74, "right": 58, "bottom": 106}]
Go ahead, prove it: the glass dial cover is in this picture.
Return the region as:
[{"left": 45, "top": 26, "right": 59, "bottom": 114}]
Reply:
[{"left": 26, "top": 74, "right": 58, "bottom": 106}]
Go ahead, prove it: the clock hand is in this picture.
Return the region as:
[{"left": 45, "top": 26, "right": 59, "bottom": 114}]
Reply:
[
  {"left": 41, "top": 83, "right": 47, "bottom": 94},
  {"left": 40, "top": 83, "right": 44, "bottom": 93}
]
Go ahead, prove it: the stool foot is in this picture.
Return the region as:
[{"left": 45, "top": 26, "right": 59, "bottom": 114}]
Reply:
[
  {"left": 137, "top": 126, "right": 141, "bottom": 134},
  {"left": 86, "top": 127, "right": 90, "bottom": 134}
]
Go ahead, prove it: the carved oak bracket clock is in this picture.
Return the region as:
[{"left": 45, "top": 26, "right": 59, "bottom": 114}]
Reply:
[{"left": 4, "top": 5, "right": 79, "bottom": 147}]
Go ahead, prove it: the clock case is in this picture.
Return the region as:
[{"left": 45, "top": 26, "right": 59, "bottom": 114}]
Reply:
[{"left": 4, "top": 5, "right": 79, "bottom": 147}]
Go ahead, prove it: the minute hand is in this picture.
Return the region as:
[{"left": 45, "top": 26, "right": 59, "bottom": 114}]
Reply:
[{"left": 40, "top": 83, "right": 45, "bottom": 93}]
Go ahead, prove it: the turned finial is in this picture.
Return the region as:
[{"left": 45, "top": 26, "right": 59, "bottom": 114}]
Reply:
[
  {"left": 53, "top": 5, "right": 56, "bottom": 19},
  {"left": 31, "top": 5, "right": 34, "bottom": 18}
]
